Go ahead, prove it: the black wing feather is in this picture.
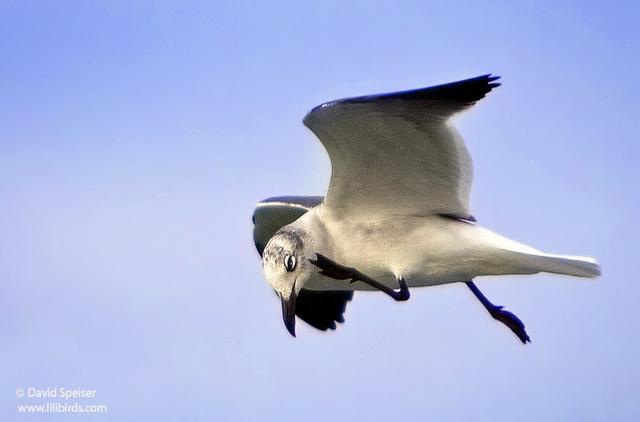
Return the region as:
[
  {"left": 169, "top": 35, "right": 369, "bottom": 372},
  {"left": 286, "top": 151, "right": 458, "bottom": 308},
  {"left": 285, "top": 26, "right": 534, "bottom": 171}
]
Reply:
[
  {"left": 253, "top": 196, "right": 353, "bottom": 331},
  {"left": 309, "top": 74, "right": 500, "bottom": 116},
  {"left": 295, "top": 289, "right": 353, "bottom": 331}
]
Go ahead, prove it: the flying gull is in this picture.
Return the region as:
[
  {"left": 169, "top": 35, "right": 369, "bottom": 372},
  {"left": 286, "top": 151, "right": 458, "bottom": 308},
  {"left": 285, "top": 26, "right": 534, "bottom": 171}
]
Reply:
[{"left": 252, "top": 74, "right": 600, "bottom": 343}]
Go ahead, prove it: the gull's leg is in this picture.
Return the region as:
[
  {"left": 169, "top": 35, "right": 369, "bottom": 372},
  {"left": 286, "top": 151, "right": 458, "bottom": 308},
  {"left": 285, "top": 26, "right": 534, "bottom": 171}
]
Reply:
[
  {"left": 465, "top": 281, "right": 531, "bottom": 344},
  {"left": 310, "top": 253, "right": 410, "bottom": 301}
]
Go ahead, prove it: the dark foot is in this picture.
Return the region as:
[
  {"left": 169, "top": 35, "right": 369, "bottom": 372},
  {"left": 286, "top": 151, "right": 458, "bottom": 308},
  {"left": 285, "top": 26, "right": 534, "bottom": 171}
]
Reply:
[
  {"left": 488, "top": 305, "right": 531, "bottom": 344},
  {"left": 465, "top": 281, "right": 531, "bottom": 344},
  {"left": 309, "top": 253, "right": 355, "bottom": 280},
  {"left": 310, "top": 253, "right": 410, "bottom": 302},
  {"left": 385, "top": 276, "right": 410, "bottom": 301}
]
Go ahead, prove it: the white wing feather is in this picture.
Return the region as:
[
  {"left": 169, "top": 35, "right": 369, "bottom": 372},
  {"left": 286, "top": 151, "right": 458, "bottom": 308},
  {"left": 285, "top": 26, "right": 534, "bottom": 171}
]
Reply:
[{"left": 303, "top": 75, "right": 500, "bottom": 219}]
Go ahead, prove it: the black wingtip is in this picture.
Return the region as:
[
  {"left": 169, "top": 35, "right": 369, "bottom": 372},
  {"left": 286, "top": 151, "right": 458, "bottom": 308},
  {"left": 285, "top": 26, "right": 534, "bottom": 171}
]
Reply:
[
  {"left": 295, "top": 288, "right": 353, "bottom": 332},
  {"left": 340, "top": 73, "right": 501, "bottom": 107},
  {"left": 485, "top": 74, "right": 502, "bottom": 92},
  {"left": 305, "top": 73, "right": 503, "bottom": 120}
]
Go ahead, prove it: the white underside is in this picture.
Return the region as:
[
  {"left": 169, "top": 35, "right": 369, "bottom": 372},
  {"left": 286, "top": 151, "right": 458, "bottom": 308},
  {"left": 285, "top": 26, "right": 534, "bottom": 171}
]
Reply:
[{"left": 300, "top": 209, "right": 600, "bottom": 291}]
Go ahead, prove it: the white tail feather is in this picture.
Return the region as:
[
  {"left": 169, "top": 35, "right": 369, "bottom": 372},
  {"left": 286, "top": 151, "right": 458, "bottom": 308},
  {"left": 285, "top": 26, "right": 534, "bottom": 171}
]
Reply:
[{"left": 525, "top": 254, "right": 601, "bottom": 278}]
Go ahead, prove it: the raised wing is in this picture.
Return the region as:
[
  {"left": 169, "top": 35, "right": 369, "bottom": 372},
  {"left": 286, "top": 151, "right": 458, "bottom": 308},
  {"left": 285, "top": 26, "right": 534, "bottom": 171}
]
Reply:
[
  {"left": 252, "top": 196, "right": 352, "bottom": 331},
  {"left": 303, "top": 74, "right": 500, "bottom": 219}
]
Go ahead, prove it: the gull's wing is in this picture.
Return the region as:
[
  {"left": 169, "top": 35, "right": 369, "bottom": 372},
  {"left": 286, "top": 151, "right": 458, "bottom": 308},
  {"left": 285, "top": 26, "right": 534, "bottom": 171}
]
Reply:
[
  {"left": 303, "top": 74, "right": 500, "bottom": 218},
  {"left": 252, "top": 196, "right": 323, "bottom": 256},
  {"left": 252, "top": 196, "right": 353, "bottom": 331}
]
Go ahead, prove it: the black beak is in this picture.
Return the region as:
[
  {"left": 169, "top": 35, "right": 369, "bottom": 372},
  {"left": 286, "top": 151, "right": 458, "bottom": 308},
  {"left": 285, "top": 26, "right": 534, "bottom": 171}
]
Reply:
[{"left": 280, "top": 285, "right": 297, "bottom": 337}]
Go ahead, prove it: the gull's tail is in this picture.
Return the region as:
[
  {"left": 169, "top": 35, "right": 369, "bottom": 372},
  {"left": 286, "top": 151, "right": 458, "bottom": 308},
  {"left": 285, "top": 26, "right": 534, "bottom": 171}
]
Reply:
[
  {"left": 472, "top": 225, "right": 602, "bottom": 279},
  {"left": 522, "top": 253, "right": 601, "bottom": 278},
  {"left": 457, "top": 224, "right": 601, "bottom": 280}
]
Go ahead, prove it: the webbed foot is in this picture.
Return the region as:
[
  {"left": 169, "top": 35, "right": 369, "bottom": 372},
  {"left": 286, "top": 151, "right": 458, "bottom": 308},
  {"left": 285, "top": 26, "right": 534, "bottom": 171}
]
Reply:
[{"left": 488, "top": 305, "right": 531, "bottom": 344}]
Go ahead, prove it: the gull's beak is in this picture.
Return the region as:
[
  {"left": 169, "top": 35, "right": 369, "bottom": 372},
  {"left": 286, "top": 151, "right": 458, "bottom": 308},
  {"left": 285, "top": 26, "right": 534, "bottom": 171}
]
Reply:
[{"left": 280, "top": 282, "right": 297, "bottom": 337}]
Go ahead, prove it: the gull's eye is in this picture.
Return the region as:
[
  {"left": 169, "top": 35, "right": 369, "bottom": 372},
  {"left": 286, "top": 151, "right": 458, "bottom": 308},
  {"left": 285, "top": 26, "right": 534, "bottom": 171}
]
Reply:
[{"left": 284, "top": 254, "right": 297, "bottom": 272}]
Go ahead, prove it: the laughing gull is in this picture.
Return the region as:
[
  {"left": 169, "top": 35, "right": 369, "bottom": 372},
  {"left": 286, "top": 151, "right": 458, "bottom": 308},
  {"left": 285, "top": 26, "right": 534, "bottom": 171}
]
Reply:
[{"left": 253, "top": 74, "right": 601, "bottom": 342}]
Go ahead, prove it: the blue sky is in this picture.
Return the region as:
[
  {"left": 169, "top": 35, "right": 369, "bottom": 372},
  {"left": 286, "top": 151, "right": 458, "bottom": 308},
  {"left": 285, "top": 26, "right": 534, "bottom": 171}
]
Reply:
[{"left": 1, "top": 1, "right": 638, "bottom": 420}]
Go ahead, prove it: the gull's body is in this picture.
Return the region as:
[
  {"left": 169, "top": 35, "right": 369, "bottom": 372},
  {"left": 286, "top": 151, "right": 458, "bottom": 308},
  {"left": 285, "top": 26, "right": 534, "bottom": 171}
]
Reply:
[
  {"left": 286, "top": 209, "right": 597, "bottom": 292},
  {"left": 253, "top": 74, "right": 600, "bottom": 340}
]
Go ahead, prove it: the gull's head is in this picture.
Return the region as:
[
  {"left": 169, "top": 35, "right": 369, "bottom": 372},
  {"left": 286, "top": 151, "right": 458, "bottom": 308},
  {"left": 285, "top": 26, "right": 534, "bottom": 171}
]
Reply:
[{"left": 261, "top": 226, "right": 313, "bottom": 337}]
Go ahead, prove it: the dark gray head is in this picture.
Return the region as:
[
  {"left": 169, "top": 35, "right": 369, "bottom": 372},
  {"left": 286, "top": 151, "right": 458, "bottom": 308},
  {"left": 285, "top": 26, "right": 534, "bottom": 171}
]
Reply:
[{"left": 261, "top": 225, "right": 314, "bottom": 336}]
